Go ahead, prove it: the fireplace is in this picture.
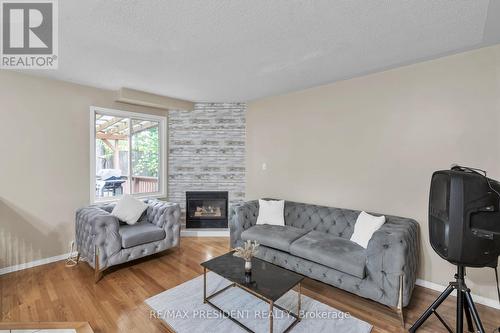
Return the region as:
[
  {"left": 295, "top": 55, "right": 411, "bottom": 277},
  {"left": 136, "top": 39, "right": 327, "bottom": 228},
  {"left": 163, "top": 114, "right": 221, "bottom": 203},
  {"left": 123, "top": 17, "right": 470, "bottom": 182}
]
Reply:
[{"left": 185, "top": 191, "right": 228, "bottom": 228}]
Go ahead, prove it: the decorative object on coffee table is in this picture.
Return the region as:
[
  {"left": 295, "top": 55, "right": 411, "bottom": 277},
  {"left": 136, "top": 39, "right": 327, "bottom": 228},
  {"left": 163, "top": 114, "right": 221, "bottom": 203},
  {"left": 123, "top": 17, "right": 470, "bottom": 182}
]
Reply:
[
  {"left": 233, "top": 240, "right": 259, "bottom": 273},
  {"left": 201, "top": 251, "right": 303, "bottom": 333}
]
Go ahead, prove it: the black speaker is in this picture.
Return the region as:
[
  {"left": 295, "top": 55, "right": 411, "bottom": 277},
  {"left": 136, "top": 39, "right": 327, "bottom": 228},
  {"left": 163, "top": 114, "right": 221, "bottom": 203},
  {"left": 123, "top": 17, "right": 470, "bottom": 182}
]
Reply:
[
  {"left": 411, "top": 166, "right": 500, "bottom": 333},
  {"left": 429, "top": 168, "right": 500, "bottom": 267}
]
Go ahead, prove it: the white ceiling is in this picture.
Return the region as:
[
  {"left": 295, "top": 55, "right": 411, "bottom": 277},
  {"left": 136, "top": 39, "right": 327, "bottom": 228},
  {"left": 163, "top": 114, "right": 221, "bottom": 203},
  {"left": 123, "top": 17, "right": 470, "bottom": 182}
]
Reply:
[{"left": 31, "top": 0, "right": 500, "bottom": 102}]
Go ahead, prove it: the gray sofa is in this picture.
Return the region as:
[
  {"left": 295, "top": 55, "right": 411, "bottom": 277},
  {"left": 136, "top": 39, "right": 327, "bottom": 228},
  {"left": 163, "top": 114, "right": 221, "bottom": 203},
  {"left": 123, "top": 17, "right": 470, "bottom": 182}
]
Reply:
[
  {"left": 230, "top": 200, "right": 419, "bottom": 324},
  {"left": 75, "top": 199, "right": 181, "bottom": 282}
]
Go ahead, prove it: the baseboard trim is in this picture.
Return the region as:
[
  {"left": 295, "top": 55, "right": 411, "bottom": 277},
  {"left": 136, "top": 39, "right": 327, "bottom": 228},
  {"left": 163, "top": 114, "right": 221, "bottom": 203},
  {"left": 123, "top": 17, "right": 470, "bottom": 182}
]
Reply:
[
  {"left": 180, "top": 228, "right": 230, "bottom": 237},
  {"left": 416, "top": 279, "right": 499, "bottom": 309},
  {"left": 0, "top": 252, "right": 74, "bottom": 276}
]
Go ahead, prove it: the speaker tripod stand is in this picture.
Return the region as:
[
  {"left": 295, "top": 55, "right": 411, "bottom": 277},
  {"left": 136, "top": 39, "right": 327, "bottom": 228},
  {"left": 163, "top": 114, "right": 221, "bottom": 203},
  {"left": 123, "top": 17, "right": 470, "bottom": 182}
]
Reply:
[{"left": 409, "top": 266, "right": 485, "bottom": 333}]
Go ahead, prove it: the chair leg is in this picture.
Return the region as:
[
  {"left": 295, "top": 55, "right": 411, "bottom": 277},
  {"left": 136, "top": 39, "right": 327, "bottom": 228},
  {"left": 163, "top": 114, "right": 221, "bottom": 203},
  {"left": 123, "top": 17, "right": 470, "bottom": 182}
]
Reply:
[
  {"left": 177, "top": 227, "right": 181, "bottom": 251},
  {"left": 76, "top": 252, "right": 80, "bottom": 263},
  {"left": 396, "top": 274, "right": 405, "bottom": 327},
  {"left": 396, "top": 307, "right": 405, "bottom": 328},
  {"left": 94, "top": 246, "right": 103, "bottom": 283}
]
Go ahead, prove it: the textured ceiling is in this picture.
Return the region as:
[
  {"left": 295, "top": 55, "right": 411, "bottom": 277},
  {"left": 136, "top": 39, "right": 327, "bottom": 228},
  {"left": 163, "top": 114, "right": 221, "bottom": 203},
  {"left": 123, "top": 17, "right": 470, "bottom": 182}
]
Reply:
[{"left": 31, "top": 0, "right": 500, "bottom": 102}]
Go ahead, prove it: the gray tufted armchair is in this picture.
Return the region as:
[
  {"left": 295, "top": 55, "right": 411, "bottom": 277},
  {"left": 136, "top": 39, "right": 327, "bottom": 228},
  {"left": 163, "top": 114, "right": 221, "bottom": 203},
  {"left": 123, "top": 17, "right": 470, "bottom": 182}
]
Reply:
[{"left": 75, "top": 199, "right": 181, "bottom": 282}]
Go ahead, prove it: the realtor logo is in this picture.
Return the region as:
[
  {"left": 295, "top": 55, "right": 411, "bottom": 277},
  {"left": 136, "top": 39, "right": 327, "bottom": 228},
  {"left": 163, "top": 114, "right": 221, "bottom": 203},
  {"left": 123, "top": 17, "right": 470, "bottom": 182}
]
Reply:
[{"left": 1, "top": 0, "right": 58, "bottom": 69}]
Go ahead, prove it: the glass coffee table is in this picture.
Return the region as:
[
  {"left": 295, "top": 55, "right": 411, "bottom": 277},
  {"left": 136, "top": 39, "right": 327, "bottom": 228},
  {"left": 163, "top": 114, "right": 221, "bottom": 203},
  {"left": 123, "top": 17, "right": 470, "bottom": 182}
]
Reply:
[{"left": 201, "top": 251, "right": 304, "bottom": 333}]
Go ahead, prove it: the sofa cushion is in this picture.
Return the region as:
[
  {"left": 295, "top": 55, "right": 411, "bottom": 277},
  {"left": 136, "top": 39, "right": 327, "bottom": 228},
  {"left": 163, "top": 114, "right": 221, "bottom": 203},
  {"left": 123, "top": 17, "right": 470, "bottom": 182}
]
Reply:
[
  {"left": 283, "top": 202, "right": 359, "bottom": 239},
  {"left": 290, "top": 230, "right": 367, "bottom": 279},
  {"left": 350, "top": 211, "right": 386, "bottom": 248},
  {"left": 241, "top": 225, "right": 309, "bottom": 252},
  {"left": 119, "top": 222, "right": 166, "bottom": 248},
  {"left": 256, "top": 199, "right": 285, "bottom": 226},
  {"left": 112, "top": 194, "right": 148, "bottom": 225}
]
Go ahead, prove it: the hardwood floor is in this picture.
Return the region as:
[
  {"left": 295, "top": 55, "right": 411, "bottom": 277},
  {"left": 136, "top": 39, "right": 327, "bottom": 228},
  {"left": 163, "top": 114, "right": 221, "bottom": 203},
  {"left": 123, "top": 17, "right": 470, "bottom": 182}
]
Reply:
[
  {"left": 0, "top": 321, "right": 94, "bottom": 332},
  {"left": 1, "top": 237, "right": 499, "bottom": 332}
]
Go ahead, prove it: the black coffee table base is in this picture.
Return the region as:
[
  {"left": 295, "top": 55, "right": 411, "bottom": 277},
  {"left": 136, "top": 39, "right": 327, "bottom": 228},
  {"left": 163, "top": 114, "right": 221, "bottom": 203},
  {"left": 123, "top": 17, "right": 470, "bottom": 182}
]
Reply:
[{"left": 203, "top": 267, "right": 302, "bottom": 333}]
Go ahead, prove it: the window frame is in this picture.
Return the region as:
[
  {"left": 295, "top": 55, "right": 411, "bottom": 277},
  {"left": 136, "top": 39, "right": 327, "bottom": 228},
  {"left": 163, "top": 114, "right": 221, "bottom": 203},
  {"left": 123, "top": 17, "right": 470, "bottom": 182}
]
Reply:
[{"left": 89, "top": 106, "right": 167, "bottom": 203}]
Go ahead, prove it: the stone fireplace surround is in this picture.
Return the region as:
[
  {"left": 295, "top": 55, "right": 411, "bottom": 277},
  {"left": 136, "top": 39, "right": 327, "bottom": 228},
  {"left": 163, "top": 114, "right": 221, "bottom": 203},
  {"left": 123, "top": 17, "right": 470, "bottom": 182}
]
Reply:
[{"left": 167, "top": 103, "right": 246, "bottom": 234}]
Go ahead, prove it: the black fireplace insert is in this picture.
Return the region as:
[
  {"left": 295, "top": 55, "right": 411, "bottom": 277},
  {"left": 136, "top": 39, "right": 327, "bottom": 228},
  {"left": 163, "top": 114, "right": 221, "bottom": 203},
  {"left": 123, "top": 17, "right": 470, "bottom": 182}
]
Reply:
[{"left": 186, "top": 191, "right": 228, "bottom": 228}]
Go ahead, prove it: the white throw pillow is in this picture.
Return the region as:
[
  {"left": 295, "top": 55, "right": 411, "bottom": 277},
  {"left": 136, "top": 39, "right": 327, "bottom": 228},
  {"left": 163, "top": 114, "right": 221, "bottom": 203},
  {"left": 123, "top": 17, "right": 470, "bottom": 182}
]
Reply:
[
  {"left": 111, "top": 194, "right": 148, "bottom": 225},
  {"left": 350, "top": 211, "right": 386, "bottom": 248},
  {"left": 256, "top": 199, "right": 285, "bottom": 226}
]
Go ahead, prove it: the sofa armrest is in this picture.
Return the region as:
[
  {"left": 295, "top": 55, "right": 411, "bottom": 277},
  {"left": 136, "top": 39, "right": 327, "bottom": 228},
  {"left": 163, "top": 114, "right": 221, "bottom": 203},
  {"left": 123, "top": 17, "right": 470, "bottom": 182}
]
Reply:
[
  {"left": 75, "top": 206, "right": 122, "bottom": 269},
  {"left": 366, "top": 216, "right": 419, "bottom": 307},
  {"left": 146, "top": 200, "right": 181, "bottom": 246},
  {"left": 229, "top": 200, "right": 259, "bottom": 248}
]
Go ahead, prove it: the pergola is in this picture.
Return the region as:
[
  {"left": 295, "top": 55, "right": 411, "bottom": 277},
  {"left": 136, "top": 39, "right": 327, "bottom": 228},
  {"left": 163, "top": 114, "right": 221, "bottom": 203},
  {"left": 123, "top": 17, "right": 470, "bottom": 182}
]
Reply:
[
  {"left": 95, "top": 114, "right": 157, "bottom": 140},
  {"left": 95, "top": 114, "right": 158, "bottom": 170}
]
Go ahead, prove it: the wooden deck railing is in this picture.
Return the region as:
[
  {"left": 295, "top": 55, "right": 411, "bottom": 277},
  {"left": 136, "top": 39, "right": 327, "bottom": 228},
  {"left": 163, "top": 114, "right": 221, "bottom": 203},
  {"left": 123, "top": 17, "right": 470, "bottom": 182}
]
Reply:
[
  {"left": 132, "top": 176, "right": 158, "bottom": 193},
  {"left": 122, "top": 176, "right": 158, "bottom": 194}
]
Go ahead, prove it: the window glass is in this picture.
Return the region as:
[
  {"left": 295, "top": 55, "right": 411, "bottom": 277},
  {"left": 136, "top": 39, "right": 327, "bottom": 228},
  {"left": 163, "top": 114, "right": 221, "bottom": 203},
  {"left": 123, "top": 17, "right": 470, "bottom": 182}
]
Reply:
[
  {"left": 92, "top": 109, "right": 164, "bottom": 202},
  {"left": 95, "top": 114, "right": 129, "bottom": 199},
  {"left": 131, "top": 119, "right": 160, "bottom": 194}
]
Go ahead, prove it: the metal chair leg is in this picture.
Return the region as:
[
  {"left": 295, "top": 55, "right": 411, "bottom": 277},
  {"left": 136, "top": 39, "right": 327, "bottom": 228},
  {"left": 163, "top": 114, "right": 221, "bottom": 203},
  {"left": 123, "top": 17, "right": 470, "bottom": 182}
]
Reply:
[
  {"left": 94, "top": 246, "right": 103, "bottom": 283},
  {"left": 396, "top": 274, "right": 405, "bottom": 327}
]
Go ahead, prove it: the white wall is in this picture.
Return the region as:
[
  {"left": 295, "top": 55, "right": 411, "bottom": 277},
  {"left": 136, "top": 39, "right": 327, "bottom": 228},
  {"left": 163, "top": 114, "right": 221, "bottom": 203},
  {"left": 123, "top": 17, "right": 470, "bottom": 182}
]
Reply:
[{"left": 246, "top": 45, "right": 500, "bottom": 301}]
